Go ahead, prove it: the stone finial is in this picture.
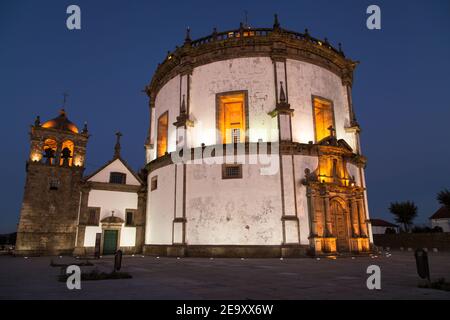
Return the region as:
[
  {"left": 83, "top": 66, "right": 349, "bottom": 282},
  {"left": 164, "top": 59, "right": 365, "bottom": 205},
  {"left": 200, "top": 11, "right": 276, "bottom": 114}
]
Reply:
[
  {"left": 114, "top": 131, "right": 122, "bottom": 158},
  {"left": 184, "top": 27, "right": 191, "bottom": 44},
  {"left": 273, "top": 14, "right": 280, "bottom": 30},
  {"left": 279, "top": 81, "right": 286, "bottom": 103},
  {"left": 82, "top": 121, "right": 88, "bottom": 134},
  {"left": 304, "top": 28, "right": 310, "bottom": 38},
  {"left": 34, "top": 115, "right": 41, "bottom": 127},
  {"left": 212, "top": 27, "right": 218, "bottom": 40}
]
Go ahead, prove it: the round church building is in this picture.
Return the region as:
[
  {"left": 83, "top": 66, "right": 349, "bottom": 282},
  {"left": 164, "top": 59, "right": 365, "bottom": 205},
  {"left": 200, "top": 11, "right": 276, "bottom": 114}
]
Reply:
[{"left": 144, "top": 16, "right": 373, "bottom": 257}]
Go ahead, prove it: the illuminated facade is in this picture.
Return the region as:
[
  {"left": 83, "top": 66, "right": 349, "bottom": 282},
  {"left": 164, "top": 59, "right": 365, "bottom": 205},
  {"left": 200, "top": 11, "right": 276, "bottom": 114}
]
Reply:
[
  {"left": 16, "top": 17, "right": 372, "bottom": 257},
  {"left": 143, "top": 16, "right": 372, "bottom": 256},
  {"left": 16, "top": 112, "right": 146, "bottom": 256}
]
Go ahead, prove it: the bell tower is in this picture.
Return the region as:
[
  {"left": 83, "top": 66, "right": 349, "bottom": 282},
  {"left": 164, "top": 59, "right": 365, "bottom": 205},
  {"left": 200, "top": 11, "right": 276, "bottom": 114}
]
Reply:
[{"left": 15, "top": 108, "right": 89, "bottom": 256}]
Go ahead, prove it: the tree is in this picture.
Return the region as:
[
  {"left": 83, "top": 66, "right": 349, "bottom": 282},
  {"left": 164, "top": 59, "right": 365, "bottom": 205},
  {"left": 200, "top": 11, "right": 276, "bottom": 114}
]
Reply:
[
  {"left": 437, "top": 189, "right": 450, "bottom": 209},
  {"left": 389, "top": 201, "right": 418, "bottom": 232}
]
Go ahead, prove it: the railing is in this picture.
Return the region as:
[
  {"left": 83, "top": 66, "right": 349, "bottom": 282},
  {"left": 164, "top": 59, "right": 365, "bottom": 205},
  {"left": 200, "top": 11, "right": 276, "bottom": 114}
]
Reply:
[{"left": 188, "top": 27, "right": 344, "bottom": 57}]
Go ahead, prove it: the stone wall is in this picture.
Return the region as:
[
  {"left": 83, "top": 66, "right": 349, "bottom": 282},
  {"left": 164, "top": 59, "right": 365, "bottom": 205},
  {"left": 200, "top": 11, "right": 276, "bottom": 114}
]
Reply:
[{"left": 374, "top": 233, "right": 450, "bottom": 250}]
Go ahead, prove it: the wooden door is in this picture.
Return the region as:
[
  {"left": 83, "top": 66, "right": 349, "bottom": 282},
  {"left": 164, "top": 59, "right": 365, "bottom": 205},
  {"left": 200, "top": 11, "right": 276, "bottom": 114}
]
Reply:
[
  {"left": 103, "top": 230, "right": 118, "bottom": 255},
  {"left": 331, "top": 200, "right": 350, "bottom": 252}
]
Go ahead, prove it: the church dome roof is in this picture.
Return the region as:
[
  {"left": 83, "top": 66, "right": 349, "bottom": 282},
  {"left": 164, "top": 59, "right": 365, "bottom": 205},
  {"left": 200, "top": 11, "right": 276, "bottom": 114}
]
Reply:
[{"left": 41, "top": 109, "right": 79, "bottom": 133}]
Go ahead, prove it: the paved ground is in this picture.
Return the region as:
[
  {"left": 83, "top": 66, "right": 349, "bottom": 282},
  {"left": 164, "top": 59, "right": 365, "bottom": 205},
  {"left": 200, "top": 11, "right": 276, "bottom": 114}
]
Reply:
[{"left": 0, "top": 251, "right": 450, "bottom": 299}]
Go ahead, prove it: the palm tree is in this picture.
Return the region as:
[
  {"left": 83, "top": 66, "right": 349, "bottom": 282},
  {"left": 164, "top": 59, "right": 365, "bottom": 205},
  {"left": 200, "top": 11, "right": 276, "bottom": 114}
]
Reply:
[
  {"left": 389, "top": 201, "right": 418, "bottom": 232},
  {"left": 437, "top": 189, "right": 450, "bottom": 210}
]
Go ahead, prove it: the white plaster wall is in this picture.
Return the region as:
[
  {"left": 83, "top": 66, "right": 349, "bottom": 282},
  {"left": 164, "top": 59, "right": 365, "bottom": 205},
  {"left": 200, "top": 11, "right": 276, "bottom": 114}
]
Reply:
[
  {"left": 83, "top": 226, "right": 136, "bottom": 247},
  {"left": 84, "top": 226, "right": 102, "bottom": 246},
  {"left": 120, "top": 227, "right": 137, "bottom": 246},
  {"left": 163, "top": 57, "right": 278, "bottom": 149},
  {"left": 286, "top": 59, "right": 356, "bottom": 150},
  {"left": 88, "top": 159, "right": 141, "bottom": 186},
  {"left": 151, "top": 57, "right": 358, "bottom": 161},
  {"left": 83, "top": 189, "right": 138, "bottom": 247},
  {"left": 431, "top": 219, "right": 450, "bottom": 232},
  {"left": 185, "top": 156, "right": 283, "bottom": 245},
  {"left": 294, "top": 155, "right": 319, "bottom": 244},
  {"left": 146, "top": 165, "right": 175, "bottom": 244},
  {"left": 87, "top": 190, "right": 138, "bottom": 220}
]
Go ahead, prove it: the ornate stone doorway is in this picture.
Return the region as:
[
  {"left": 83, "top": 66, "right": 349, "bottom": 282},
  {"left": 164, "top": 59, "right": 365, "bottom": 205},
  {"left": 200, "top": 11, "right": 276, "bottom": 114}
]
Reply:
[{"left": 330, "top": 199, "right": 350, "bottom": 252}]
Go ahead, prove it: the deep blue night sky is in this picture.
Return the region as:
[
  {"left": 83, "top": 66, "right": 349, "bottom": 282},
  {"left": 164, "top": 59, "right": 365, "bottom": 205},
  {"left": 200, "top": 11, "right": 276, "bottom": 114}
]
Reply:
[{"left": 0, "top": 0, "right": 449, "bottom": 233}]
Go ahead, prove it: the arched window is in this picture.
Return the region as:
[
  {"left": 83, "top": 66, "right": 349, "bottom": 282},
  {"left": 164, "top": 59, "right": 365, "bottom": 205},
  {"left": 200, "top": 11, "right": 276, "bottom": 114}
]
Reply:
[
  {"left": 60, "top": 140, "right": 74, "bottom": 166},
  {"left": 43, "top": 138, "right": 57, "bottom": 165}
]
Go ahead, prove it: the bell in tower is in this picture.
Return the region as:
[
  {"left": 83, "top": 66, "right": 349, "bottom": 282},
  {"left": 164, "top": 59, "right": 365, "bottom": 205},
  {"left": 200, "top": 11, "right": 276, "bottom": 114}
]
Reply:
[{"left": 15, "top": 106, "right": 89, "bottom": 256}]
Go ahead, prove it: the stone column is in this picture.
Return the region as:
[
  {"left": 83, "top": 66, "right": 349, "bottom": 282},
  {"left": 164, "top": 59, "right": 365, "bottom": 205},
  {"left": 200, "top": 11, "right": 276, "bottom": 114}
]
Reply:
[
  {"left": 135, "top": 189, "right": 147, "bottom": 253},
  {"left": 357, "top": 198, "right": 368, "bottom": 237},
  {"left": 323, "top": 193, "right": 332, "bottom": 237},
  {"left": 306, "top": 188, "right": 317, "bottom": 237},
  {"left": 350, "top": 198, "right": 361, "bottom": 237}
]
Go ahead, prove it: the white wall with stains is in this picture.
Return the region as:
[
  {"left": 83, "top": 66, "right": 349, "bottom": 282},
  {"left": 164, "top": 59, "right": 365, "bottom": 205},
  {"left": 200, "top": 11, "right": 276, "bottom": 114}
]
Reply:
[{"left": 185, "top": 158, "right": 283, "bottom": 245}]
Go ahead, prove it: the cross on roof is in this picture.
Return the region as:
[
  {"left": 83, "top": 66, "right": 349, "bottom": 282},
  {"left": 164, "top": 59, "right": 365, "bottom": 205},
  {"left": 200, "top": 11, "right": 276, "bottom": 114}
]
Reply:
[
  {"left": 114, "top": 131, "right": 123, "bottom": 158},
  {"left": 63, "top": 92, "right": 69, "bottom": 107}
]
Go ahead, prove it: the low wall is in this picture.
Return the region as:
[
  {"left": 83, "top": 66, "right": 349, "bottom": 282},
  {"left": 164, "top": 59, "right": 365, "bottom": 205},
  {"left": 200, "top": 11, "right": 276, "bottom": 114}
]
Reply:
[
  {"left": 373, "top": 233, "right": 450, "bottom": 250},
  {"left": 143, "top": 245, "right": 310, "bottom": 258}
]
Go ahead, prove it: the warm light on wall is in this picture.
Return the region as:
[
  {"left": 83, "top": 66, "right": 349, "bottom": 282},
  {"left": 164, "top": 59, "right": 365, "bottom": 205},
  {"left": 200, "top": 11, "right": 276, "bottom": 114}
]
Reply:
[
  {"left": 30, "top": 152, "right": 42, "bottom": 162},
  {"left": 73, "top": 155, "right": 84, "bottom": 167},
  {"left": 60, "top": 140, "right": 74, "bottom": 166}
]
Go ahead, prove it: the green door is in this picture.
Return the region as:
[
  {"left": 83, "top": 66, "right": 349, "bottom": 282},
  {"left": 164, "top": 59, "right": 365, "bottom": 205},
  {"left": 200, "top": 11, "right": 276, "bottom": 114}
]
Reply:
[{"left": 103, "top": 230, "right": 118, "bottom": 255}]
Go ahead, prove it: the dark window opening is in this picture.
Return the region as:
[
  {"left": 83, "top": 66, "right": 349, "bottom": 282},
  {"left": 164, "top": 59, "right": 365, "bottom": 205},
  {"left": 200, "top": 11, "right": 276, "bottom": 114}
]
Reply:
[
  {"left": 151, "top": 176, "right": 158, "bottom": 191},
  {"left": 87, "top": 208, "right": 100, "bottom": 226},
  {"left": 49, "top": 178, "right": 60, "bottom": 190},
  {"left": 109, "top": 172, "right": 126, "bottom": 184},
  {"left": 126, "top": 211, "right": 134, "bottom": 226},
  {"left": 222, "top": 164, "right": 243, "bottom": 179}
]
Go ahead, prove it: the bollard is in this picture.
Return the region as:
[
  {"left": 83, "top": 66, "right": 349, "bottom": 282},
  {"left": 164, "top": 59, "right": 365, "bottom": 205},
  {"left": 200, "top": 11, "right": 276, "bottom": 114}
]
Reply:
[
  {"left": 414, "top": 248, "right": 430, "bottom": 282},
  {"left": 114, "top": 250, "right": 123, "bottom": 272}
]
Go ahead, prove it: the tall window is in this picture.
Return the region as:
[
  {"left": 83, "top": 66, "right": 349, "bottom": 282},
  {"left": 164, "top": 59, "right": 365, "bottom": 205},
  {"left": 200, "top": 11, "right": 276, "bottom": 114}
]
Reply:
[
  {"left": 109, "top": 172, "right": 126, "bottom": 184},
  {"left": 43, "top": 138, "right": 57, "bottom": 165},
  {"left": 313, "top": 96, "right": 334, "bottom": 142},
  {"left": 87, "top": 207, "right": 100, "bottom": 226},
  {"left": 126, "top": 211, "right": 134, "bottom": 226},
  {"left": 217, "top": 92, "right": 247, "bottom": 144},
  {"left": 60, "top": 140, "right": 74, "bottom": 166},
  {"left": 157, "top": 111, "right": 168, "bottom": 157}
]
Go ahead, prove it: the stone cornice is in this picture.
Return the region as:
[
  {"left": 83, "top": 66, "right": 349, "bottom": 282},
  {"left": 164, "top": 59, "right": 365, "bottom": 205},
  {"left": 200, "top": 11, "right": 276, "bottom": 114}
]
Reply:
[
  {"left": 145, "top": 27, "right": 358, "bottom": 104},
  {"left": 145, "top": 141, "right": 366, "bottom": 174},
  {"left": 86, "top": 181, "right": 142, "bottom": 193}
]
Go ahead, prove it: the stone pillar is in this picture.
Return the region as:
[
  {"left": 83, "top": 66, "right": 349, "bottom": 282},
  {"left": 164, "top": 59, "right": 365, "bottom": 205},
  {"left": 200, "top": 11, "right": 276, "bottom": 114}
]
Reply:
[
  {"left": 171, "top": 73, "right": 192, "bottom": 250},
  {"left": 357, "top": 198, "right": 368, "bottom": 237},
  {"left": 306, "top": 188, "right": 318, "bottom": 237},
  {"left": 323, "top": 193, "right": 332, "bottom": 237},
  {"left": 135, "top": 189, "right": 147, "bottom": 253},
  {"left": 74, "top": 185, "right": 90, "bottom": 256},
  {"left": 350, "top": 198, "right": 361, "bottom": 237}
]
